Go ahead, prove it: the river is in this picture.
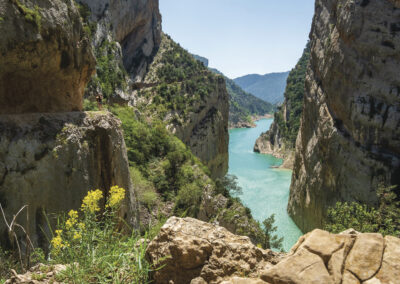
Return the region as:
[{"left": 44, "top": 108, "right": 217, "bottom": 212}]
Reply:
[{"left": 228, "top": 118, "right": 303, "bottom": 251}]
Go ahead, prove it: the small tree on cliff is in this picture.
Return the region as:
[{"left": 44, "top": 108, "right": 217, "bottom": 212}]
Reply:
[{"left": 262, "top": 214, "right": 284, "bottom": 251}]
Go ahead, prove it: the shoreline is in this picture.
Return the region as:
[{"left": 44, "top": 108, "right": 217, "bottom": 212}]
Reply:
[{"left": 229, "top": 113, "right": 274, "bottom": 129}]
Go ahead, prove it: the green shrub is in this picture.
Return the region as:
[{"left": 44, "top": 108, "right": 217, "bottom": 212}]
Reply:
[{"left": 324, "top": 185, "right": 400, "bottom": 237}]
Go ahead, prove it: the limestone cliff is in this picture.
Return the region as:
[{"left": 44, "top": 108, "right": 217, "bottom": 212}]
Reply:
[
  {"left": 0, "top": 112, "right": 137, "bottom": 247},
  {"left": 253, "top": 44, "right": 310, "bottom": 169},
  {"left": 134, "top": 34, "right": 229, "bottom": 179},
  {"left": 288, "top": 0, "right": 400, "bottom": 232},
  {"left": 0, "top": 0, "right": 137, "bottom": 247},
  {"left": 0, "top": 0, "right": 95, "bottom": 114},
  {"left": 145, "top": 217, "right": 400, "bottom": 284},
  {"left": 78, "top": 0, "right": 161, "bottom": 81}
]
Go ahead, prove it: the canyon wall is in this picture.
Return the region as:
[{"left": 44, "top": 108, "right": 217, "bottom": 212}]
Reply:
[
  {"left": 0, "top": 0, "right": 95, "bottom": 114},
  {"left": 288, "top": 0, "right": 400, "bottom": 232},
  {"left": 253, "top": 44, "right": 310, "bottom": 169},
  {"left": 0, "top": 0, "right": 137, "bottom": 245}
]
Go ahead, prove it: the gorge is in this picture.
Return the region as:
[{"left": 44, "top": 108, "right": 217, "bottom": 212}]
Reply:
[{"left": 1, "top": 0, "right": 400, "bottom": 283}]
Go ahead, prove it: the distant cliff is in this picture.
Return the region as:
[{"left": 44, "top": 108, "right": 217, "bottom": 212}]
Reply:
[
  {"left": 253, "top": 44, "right": 310, "bottom": 169},
  {"left": 288, "top": 0, "right": 400, "bottom": 232}
]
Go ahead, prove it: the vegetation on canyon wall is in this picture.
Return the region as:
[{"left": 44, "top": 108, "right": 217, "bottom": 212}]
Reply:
[
  {"left": 274, "top": 43, "right": 310, "bottom": 147},
  {"left": 324, "top": 185, "right": 400, "bottom": 237}
]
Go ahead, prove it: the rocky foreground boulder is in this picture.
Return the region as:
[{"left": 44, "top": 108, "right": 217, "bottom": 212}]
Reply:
[
  {"left": 0, "top": 112, "right": 137, "bottom": 246},
  {"left": 146, "top": 217, "right": 400, "bottom": 284}
]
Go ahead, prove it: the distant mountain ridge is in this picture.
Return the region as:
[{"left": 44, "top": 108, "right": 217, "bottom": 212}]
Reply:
[
  {"left": 234, "top": 71, "right": 290, "bottom": 104},
  {"left": 209, "top": 68, "right": 275, "bottom": 128}
]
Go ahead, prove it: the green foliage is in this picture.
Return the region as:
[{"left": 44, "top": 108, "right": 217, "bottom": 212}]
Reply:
[
  {"left": 0, "top": 249, "right": 18, "bottom": 281},
  {"left": 75, "top": 1, "right": 96, "bottom": 37},
  {"left": 215, "top": 174, "right": 243, "bottom": 197},
  {"left": 262, "top": 214, "right": 284, "bottom": 251},
  {"left": 48, "top": 187, "right": 152, "bottom": 283},
  {"left": 221, "top": 71, "right": 275, "bottom": 125},
  {"left": 274, "top": 43, "right": 310, "bottom": 147},
  {"left": 324, "top": 185, "right": 400, "bottom": 237},
  {"left": 110, "top": 105, "right": 210, "bottom": 216},
  {"left": 13, "top": 0, "right": 41, "bottom": 30},
  {"left": 91, "top": 40, "right": 128, "bottom": 99}
]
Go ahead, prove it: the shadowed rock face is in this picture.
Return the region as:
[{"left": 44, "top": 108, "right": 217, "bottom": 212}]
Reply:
[
  {"left": 0, "top": 0, "right": 95, "bottom": 114},
  {"left": 78, "top": 0, "right": 161, "bottom": 81},
  {"left": 0, "top": 112, "right": 138, "bottom": 247},
  {"left": 288, "top": 0, "right": 400, "bottom": 232}
]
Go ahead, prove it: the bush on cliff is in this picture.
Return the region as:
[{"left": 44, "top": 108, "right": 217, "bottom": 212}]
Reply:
[{"left": 324, "top": 185, "right": 400, "bottom": 237}]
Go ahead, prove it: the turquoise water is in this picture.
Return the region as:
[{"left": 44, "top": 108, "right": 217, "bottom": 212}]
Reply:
[{"left": 228, "top": 118, "right": 303, "bottom": 251}]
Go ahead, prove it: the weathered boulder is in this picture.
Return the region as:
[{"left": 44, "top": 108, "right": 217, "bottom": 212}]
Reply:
[
  {"left": 0, "top": 112, "right": 138, "bottom": 247},
  {"left": 147, "top": 220, "right": 400, "bottom": 284},
  {"left": 288, "top": 0, "right": 400, "bottom": 232},
  {"left": 145, "top": 217, "right": 281, "bottom": 284},
  {"left": 0, "top": 0, "right": 95, "bottom": 114}
]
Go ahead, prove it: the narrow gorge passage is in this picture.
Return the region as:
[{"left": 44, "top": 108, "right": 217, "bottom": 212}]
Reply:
[{"left": 228, "top": 119, "right": 302, "bottom": 251}]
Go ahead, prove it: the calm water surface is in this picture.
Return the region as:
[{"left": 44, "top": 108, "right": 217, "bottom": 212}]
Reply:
[{"left": 228, "top": 118, "right": 302, "bottom": 251}]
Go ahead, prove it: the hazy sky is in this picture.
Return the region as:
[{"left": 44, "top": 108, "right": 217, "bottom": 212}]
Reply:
[{"left": 160, "top": 0, "right": 315, "bottom": 79}]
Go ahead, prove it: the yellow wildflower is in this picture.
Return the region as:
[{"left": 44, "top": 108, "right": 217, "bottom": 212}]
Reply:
[
  {"left": 51, "top": 235, "right": 64, "bottom": 253},
  {"left": 106, "top": 186, "right": 125, "bottom": 209},
  {"left": 65, "top": 210, "right": 78, "bottom": 229},
  {"left": 73, "top": 232, "right": 82, "bottom": 240},
  {"left": 78, "top": 222, "right": 85, "bottom": 230},
  {"left": 55, "top": 230, "right": 63, "bottom": 236},
  {"left": 81, "top": 189, "right": 103, "bottom": 213}
]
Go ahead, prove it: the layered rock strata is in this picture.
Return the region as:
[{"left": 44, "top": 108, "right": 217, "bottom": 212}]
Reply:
[
  {"left": 146, "top": 217, "right": 400, "bottom": 284},
  {"left": 0, "top": 0, "right": 95, "bottom": 114},
  {"left": 0, "top": 112, "right": 137, "bottom": 247},
  {"left": 288, "top": 0, "right": 400, "bottom": 232}
]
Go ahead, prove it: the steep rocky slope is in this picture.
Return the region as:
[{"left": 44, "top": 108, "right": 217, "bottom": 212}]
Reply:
[
  {"left": 145, "top": 217, "right": 400, "bottom": 284},
  {"left": 0, "top": 0, "right": 136, "bottom": 246},
  {"left": 0, "top": 0, "right": 95, "bottom": 114},
  {"left": 0, "top": 112, "right": 136, "bottom": 246},
  {"left": 288, "top": 0, "right": 400, "bottom": 232},
  {"left": 133, "top": 34, "right": 229, "bottom": 178},
  {"left": 253, "top": 44, "right": 310, "bottom": 169},
  {"left": 78, "top": 0, "right": 161, "bottom": 81},
  {"left": 234, "top": 72, "right": 289, "bottom": 104}
]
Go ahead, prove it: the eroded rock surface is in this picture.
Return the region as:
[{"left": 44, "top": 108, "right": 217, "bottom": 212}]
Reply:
[
  {"left": 78, "top": 0, "right": 161, "bottom": 81},
  {"left": 288, "top": 0, "right": 400, "bottom": 232},
  {"left": 0, "top": 112, "right": 137, "bottom": 246},
  {"left": 145, "top": 217, "right": 281, "bottom": 284},
  {"left": 147, "top": 219, "right": 400, "bottom": 284},
  {"left": 0, "top": 0, "right": 95, "bottom": 114}
]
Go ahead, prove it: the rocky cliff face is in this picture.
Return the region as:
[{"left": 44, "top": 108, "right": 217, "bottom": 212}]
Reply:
[
  {"left": 0, "top": 0, "right": 137, "bottom": 246},
  {"left": 0, "top": 0, "right": 95, "bottom": 114},
  {"left": 78, "top": 0, "right": 161, "bottom": 81},
  {"left": 288, "top": 0, "right": 400, "bottom": 232},
  {"left": 0, "top": 112, "right": 137, "bottom": 247},
  {"left": 134, "top": 34, "right": 229, "bottom": 178},
  {"left": 254, "top": 126, "right": 295, "bottom": 169},
  {"left": 145, "top": 217, "right": 400, "bottom": 284},
  {"left": 253, "top": 44, "right": 310, "bottom": 169}
]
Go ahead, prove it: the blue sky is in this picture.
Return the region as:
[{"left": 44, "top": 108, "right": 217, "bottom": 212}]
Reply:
[{"left": 160, "top": 0, "right": 315, "bottom": 79}]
